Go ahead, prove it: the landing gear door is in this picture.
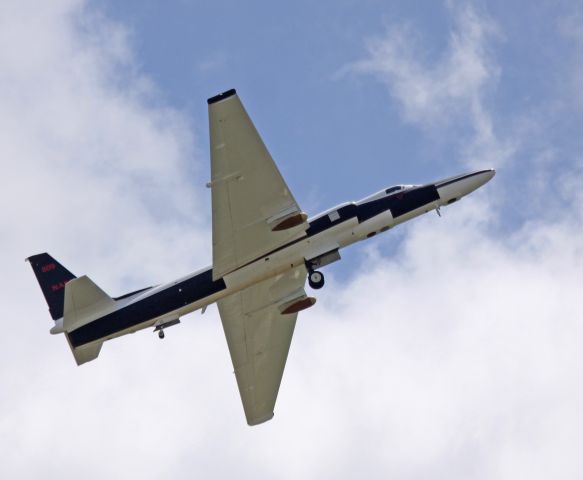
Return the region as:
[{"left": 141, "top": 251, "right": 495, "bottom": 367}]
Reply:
[{"left": 306, "top": 248, "right": 341, "bottom": 270}]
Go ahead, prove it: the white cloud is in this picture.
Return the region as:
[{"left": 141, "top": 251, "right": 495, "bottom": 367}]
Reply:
[
  {"left": 0, "top": 0, "right": 210, "bottom": 289},
  {"left": 346, "top": 4, "right": 514, "bottom": 168},
  {"left": 3, "top": 1, "right": 583, "bottom": 479},
  {"left": 334, "top": 2, "right": 583, "bottom": 473},
  {"left": 280, "top": 194, "right": 583, "bottom": 480},
  {"left": 0, "top": 0, "right": 215, "bottom": 473}
]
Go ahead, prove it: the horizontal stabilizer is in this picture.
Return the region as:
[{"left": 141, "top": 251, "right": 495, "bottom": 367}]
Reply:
[
  {"left": 63, "top": 275, "right": 115, "bottom": 332},
  {"left": 66, "top": 335, "right": 103, "bottom": 366}
]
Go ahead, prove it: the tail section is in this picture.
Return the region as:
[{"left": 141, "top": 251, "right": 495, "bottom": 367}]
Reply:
[
  {"left": 27, "top": 254, "right": 112, "bottom": 366},
  {"left": 26, "top": 253, "right": 76, "bottom": 320},
  {"left": 63, "top": 275, "right": 115, "bottom": 332},
  {"left": 62, "top": 276, "right": 115, "bottom": 365},
  {"left": 65, "top": 338, "right": 103, "bottom": 366}
]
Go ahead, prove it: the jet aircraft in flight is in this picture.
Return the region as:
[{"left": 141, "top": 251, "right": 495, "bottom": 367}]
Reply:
[{"left": 28, "top": 89, "right": 495, "bottom": 425}]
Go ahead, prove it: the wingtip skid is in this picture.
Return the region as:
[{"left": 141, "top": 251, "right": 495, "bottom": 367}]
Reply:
[{"left": 207, "top": 88, "right": 237, "bottom": 105}]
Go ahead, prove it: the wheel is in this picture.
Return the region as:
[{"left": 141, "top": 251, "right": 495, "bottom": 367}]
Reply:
[
  {"left": 308, "top": 270, "right": 325, "bottom": 289},
  {"left": 158, "top": 330, "right": 165, "bottom": 339}
]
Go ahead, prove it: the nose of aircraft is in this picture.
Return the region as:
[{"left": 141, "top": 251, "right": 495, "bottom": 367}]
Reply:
[{"left": 435, "top": 169, "right": 495, "bottom": 204}]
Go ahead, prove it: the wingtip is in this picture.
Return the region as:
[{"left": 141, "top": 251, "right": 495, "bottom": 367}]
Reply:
[
  {"left": 247, "top": 412, "right": 274, "bottom": 426},
  {"left": 207, "top": 88, "right": 237, "bottom": 105}
]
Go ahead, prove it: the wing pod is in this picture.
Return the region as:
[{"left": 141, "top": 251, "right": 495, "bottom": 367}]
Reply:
[{"left": 279, "top": 296, "right": 316, "bottom": 315}]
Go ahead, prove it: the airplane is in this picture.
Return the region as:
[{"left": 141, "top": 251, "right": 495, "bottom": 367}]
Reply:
[{"left": 27, "top": 89, "right": 495, "bottom": 426}]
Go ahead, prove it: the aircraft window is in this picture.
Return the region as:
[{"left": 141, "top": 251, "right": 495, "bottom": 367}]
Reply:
[{"left": 385, "top": 186, "right": 403, "bottom": 194}]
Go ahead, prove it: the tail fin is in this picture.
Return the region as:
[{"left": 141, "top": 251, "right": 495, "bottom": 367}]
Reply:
[
  {"left": 27, "top": 254, "right": 112, "bottom": 366},
  {"left": 26, "top": 253, "right": 76, "bottom": 320}
]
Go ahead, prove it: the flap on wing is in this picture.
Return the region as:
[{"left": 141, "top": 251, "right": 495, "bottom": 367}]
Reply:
[
  {"left": 217, "top": 265, "right": 309, "bottom": 425},
  {"left": 208, "top": 91, "right": 307, "bottom": 280}
]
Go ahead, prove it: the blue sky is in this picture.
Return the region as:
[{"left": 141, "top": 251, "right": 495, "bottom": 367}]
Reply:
[
  {"left": 99, "top": 0, "right": 476, "bottom": 198},
  {"left": 97, "top": 0, "right": 583, "bottom": 237},
  {"left": 3, "top": 1, "right": 583, "bottom": 478}
]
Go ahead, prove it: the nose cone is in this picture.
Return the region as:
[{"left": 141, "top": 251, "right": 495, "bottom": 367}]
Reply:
[{"left": 436, "top": 169, "right": 495, "bottom": 203}]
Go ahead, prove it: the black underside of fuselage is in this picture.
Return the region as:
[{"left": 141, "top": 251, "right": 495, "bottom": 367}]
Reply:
[
  {"left": 359, "top": 184, "right": 440, "bottom": 221},
  {"left": 307, "top": 184, "right": 440, "bottom": 235},
  {"left": 69, "top": 184, "right": 440, "bottom": 348},
  {"left": 68, "top": 270, "right": 227, "bottom": 348}
]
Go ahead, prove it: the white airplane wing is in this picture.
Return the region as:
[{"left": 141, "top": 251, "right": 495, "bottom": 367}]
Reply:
[
  {"left": 217, "top": 265, "right": 309, "bottom": 425},
  {"left": 208, "top": 89, "right": 308, "bottom": 280}
]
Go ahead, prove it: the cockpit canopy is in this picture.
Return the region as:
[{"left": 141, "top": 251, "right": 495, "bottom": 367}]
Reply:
[{"left": 385, "top": 185, "right": 406, "bottom": 194}]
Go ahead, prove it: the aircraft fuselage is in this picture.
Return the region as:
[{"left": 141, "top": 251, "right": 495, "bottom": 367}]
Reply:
[{"left": 57, "top": 168, "right": 495, "bottom": 349}]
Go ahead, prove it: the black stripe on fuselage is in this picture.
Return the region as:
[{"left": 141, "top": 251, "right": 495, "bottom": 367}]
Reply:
[
  {"left": 231, "top": 203, "right": 361, "bottom": 271},
  {"left": 232, "top": 185, "right": 441, "bottom": 270},
  {"left": 357, "top": 184, "right": 440, "bottom": 222},
  {"left": 71, "top": 184, "right": 441, "bottom": 348},
  {"left": 306, "top": 203, "right": 358, "bottom": 236},
  {"left": 304, "top": 189, "right": 436, "bottom": 234},
  {"left": 68, "top": 269, "right": 226, "bottom": 348}
]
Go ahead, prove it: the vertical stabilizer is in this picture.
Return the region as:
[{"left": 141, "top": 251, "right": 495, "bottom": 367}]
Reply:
[
  {"left": 28, "top": 254, "right": 112, "bottom": 366},
  {"left": 27, "top": 253, "right": 76, "bottom": 320}
]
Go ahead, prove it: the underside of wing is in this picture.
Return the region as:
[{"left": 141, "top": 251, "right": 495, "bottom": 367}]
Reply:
[
  {"left": 208, "top": 90, "right": 308, "bottom": 280},
  {"left": 217, "top": 265, "right": 312, "bottom": 425}
]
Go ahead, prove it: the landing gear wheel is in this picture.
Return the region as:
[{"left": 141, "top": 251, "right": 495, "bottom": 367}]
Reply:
[
  {"left": 158, "top": 330, "right": 165, "bottom": 339},
  {"left": 308, "top": 270, "right": 325, "bottom": 290}
]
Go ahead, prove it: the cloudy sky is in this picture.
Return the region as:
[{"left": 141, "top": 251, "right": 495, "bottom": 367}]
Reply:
[{"left": 2, "top": 0, "right": 583, "bottom": 478}]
